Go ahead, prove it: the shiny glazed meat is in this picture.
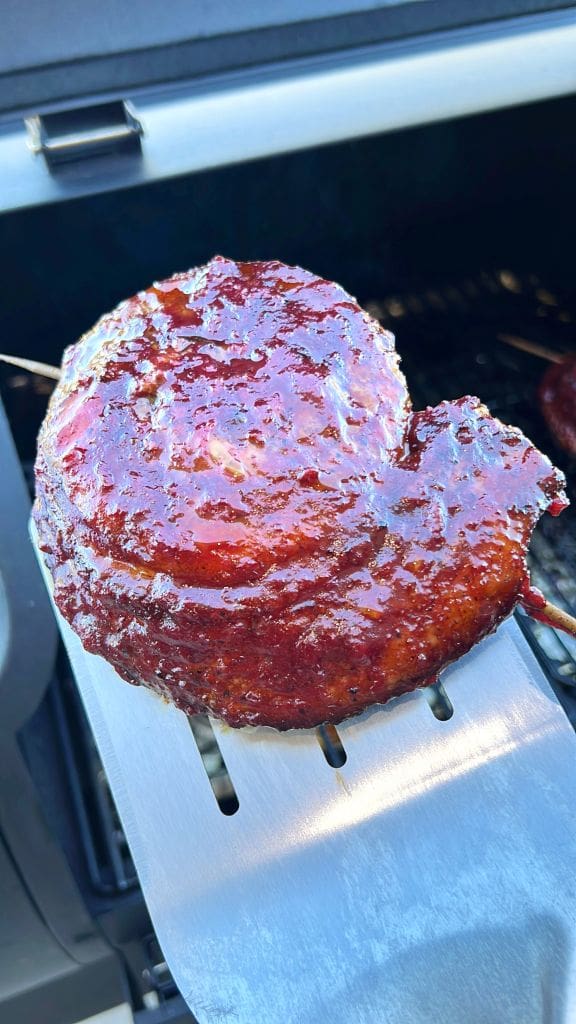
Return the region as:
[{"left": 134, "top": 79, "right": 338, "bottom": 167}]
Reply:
[
  {"left": 34, "top": 257, "right": 567, "bottom": 729},
  {"left": 539, "top": 355, "right": 576, "bottom": 458}
]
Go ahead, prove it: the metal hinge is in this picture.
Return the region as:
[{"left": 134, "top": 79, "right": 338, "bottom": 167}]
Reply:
[{"left": 25, "top": 100, "right": 143, "bottom": 167}]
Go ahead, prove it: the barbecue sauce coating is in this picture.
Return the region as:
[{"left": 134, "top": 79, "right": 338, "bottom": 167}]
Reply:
[
  {"left": 539, "top": 355, "right": 576, "bottom": 458},
  {"left": 34, "top": 257, "right": 567, "bottom": 729}
]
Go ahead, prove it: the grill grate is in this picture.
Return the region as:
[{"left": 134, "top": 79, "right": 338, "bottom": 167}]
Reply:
[
  {"left": 16, "top": 459, "right": 140, "bottom": 897},
  {"left": 51, "top": 653, "right": 139, "bottom": 894},
  {"left": 368, "top": 268, "right": 576, "bottom": 724}
]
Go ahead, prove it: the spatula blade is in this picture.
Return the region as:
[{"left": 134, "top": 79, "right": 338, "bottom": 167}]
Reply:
[{"left": 32, "top": 526, "right": 576, "bottom": 1024}]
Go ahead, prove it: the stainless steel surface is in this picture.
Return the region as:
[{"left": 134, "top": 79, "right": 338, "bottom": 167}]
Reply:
[
  {"left": 33, "top": 527, "right": 576, "bottom": 1023},
  {"left": 0, "top": 573, "right": 8, "bottom": 679},
  {"left": 2, "top": 10, "right": 576, "bottom": 212},
  {"left": 3, "top": 0, "right": 425, "bottom": 77}
]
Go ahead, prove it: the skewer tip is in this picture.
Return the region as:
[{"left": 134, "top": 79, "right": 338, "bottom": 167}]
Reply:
[
  {"left": 0, "top": 353, "right": 61, "bottom": 380},
  {"left": 497, "top": 334, "right": 565, "bottom": 364}
]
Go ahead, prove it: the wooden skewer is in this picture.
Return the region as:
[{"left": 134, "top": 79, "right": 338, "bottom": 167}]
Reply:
[
  {"left": 521, "top": 590, "right": 576, "bottom": 641},
  {"left": 535, "top": 600, "right": 576, "bottom": 639},
  {"left": 0, "top": 353, "right": 61, "bottom": 380},
  {"left": 497, "top": 333, "right": 565, "bottom": 364}
]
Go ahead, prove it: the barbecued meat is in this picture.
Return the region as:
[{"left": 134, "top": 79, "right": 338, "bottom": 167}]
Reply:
[
  {"left": 33, "top": 257, "right": 567, "bottom": 729},
  {"left": 539, "top": 355, "right": 576, "bottom": 458}
]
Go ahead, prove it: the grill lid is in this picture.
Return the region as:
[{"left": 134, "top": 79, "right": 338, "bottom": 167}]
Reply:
[{"left": 1, "top": 0, "right": 575, "bottom": 119}]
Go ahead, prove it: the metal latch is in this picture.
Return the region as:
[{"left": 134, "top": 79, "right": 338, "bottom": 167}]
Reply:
[{"left": 26, "top": 100, "right": 143, "bottom": 167}]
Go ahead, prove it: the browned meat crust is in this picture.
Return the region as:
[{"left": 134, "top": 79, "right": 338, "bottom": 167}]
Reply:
[{"left": 34, "top": 257, "right": 567, "bottom": 728}]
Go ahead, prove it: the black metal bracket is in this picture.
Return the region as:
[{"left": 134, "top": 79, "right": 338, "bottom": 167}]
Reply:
[{"left": 26, "top": 100, "right": 143, "bottom": 168}]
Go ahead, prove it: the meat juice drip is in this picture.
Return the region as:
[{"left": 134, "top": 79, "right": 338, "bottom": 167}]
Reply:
[
  {"left": 34, "top": 257, "right": 569, "bottom": 729},
  {"left": 519, "top": 588, "right": 566, "bottom": 632},
  {"left": 519, "top": 580, "right": 548, "bottom": 619}
]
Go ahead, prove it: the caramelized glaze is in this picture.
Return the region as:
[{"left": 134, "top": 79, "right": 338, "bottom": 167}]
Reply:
[{"left": 34, "top": 257, "right": 567, "bottom": 728}]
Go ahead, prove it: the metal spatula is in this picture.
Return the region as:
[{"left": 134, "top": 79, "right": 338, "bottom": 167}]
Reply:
[{"left": 32, "top": 528, "right": 576, "bottom": 1024}]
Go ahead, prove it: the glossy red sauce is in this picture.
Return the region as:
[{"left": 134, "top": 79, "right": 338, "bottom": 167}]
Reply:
[
  {"left": 518, "top": 580, "right": 573, "bottom": 633},
  {"left": 34, "top": 257, "right": 568, "bottom": 728}
]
